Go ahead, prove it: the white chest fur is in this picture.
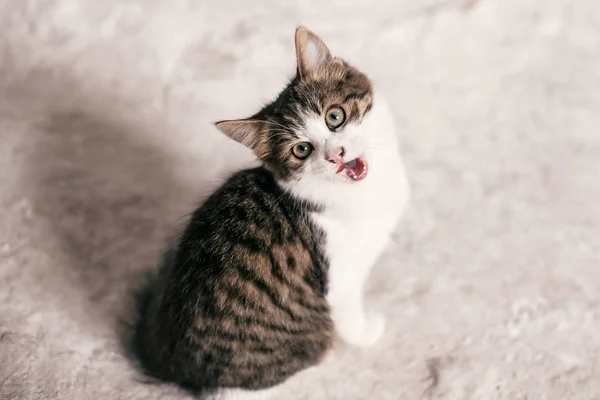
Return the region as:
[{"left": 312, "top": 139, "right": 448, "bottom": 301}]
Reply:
[
  {"left": 277, "top": 92, "right": 410, "bottom": 346},
  {"left": 310, "top": 151, "right": 409, "bottom": 347},
  {"left": 313, "top": 154, "right": 409, "bottom": 298}
]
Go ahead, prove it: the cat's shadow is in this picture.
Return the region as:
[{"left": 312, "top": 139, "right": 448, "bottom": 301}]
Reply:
[{"left": 19, "top": 83, "right": 199, "bottom": 364}]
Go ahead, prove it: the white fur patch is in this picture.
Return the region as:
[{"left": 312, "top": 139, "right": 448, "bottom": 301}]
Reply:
[{"left": 279, "top": 93, "right": 410, "bottom": 346}]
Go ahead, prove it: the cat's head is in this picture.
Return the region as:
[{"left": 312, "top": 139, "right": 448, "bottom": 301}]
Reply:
[{"left": 217, "top": 27, "right": 397, "bottom": 190}]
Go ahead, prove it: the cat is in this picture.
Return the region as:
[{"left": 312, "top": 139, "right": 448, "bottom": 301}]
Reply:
[{"left": 133, "top": 26, "right": 410, "bottom": 400}]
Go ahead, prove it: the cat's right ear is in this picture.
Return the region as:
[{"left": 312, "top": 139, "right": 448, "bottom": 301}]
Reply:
[
  {"left": 295, "top": 26, "right": 333, "bottom": 79},
  {"left": 215, "top": 119, "right": 266, "bottom": 154}
]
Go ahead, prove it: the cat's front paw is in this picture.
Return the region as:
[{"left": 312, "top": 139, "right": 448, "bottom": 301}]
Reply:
[
  {"left": 343, "top": 312, "right": 386, "bottom": 347},
  {"left": 361, "top": 312, "right": 386, "bottom": 346}
]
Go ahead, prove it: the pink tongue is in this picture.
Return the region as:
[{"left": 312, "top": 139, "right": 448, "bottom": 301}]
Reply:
[{"left": 342, "top": 158, "right": 368, "bottom": 181}]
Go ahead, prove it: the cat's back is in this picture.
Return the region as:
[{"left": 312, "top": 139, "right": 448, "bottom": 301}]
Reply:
[
  {"left": 183, "top": 167, "right": 324, "bottom": 265},
  {"left": 144, "top": 167, "right": 334, "bottom": 390},
  {"left": 178, "top": 166, "right": 331, "bottom": 311}
]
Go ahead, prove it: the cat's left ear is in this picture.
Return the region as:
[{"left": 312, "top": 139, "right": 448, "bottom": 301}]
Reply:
[{"left": 215, "top": 119, "right": 267, "bottom": 156}]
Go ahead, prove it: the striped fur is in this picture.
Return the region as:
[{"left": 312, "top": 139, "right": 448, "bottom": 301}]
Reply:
[
  {"left": 134, "top": 168, "right": 333, "bottom": 393},
  {"left": 133, "top": 26, "right": 386, "bottom": 397}
]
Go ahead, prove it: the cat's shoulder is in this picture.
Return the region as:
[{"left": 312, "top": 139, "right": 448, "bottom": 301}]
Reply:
[
  {"left": 205, "top": 166, "right": 283, "bottom": 204},
  {"left": 228, "top": 166, "right": 276, "bottom": 184}
]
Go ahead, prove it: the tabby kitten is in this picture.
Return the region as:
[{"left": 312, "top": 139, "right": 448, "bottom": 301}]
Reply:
[{"left": 134, "top": 27, "right": 409, "bottom": 399}]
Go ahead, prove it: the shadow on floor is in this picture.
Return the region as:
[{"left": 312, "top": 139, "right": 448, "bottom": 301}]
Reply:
[{"left": 17, "top": 75, "right": 198, "bottom": 369}]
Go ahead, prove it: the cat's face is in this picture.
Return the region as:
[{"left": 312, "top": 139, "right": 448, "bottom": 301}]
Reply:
[{"left": 217, "top": 27, "right": 394, "bottom": 189}]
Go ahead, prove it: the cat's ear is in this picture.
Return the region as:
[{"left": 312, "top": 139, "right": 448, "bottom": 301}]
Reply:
[
  {"left": 215, "top": 119, "right": 265, "bottom": 153},
  {"left": 295, "top": 26, "right": 333, "bottom": 79}
]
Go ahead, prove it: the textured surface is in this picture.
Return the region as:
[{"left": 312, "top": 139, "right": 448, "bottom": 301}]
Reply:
[{"left": 1, "top": 1, "right": 600, "bottom": 399}]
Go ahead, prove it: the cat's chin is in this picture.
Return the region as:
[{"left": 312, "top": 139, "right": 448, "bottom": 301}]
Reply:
[{"left": 335, "top": 157, "right": 368, "bottom": 182}]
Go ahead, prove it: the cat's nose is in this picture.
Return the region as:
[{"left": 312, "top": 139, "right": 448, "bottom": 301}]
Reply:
[{"left": 326, "top": 146, "right": 345, "bottom": 164}]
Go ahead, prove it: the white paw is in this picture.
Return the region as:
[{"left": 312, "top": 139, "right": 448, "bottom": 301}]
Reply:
[
  {"left": 342, "top": 312, "right": 386, "bottom": 347},
  {"left": 361, "top": 312, "right": 386, "bottom": 346}
]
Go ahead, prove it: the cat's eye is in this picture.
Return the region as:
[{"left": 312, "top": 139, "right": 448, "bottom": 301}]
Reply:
[
  {"left": 325, "top": 106, "right": 346, "bottom": 130},
  {"left": 292, "top": 142, "right": 313, "bottom": 159}
]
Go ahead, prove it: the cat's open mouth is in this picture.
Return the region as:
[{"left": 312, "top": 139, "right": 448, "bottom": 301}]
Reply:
[{"left": 335, "top": 157, "right": 368, "bottom": 181}]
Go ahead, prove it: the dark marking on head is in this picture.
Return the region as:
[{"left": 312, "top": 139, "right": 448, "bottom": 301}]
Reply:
[{"left": 343, "top": 90, "right": 369, "bottom": 103}]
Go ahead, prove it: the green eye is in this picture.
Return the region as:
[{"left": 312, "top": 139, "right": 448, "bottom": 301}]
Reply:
[
  {"left": 292, "top": 142, "right": 313, "bottom": 159},
  {"left": 325, "top": 106, "right": 346, "bottom": 129}
]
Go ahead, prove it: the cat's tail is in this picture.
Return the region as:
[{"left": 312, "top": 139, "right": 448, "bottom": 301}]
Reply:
[{"left": 126, "top": 246, "right": 178, "bottom": 380}]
